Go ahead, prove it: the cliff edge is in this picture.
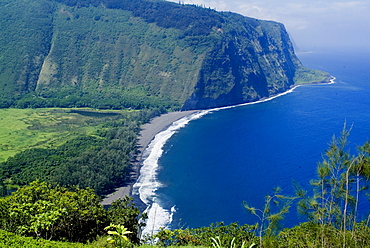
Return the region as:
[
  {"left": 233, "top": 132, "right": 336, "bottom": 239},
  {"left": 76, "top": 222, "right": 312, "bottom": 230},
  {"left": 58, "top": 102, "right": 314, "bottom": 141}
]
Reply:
[{"left": 0, "top": 0, "right": 329, "bottom": 110}]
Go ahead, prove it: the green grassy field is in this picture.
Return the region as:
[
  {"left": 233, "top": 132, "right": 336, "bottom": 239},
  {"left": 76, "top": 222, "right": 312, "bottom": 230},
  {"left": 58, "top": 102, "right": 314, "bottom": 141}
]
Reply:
[
  {"left": 0, "top": 108, "right": 129, "bottom": 162},
  {"left": 294, "top": 66, "right": 330, "bottom": 85}
]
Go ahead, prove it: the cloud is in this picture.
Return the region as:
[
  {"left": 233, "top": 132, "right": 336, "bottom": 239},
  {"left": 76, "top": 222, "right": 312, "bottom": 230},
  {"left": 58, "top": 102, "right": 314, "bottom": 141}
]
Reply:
[
  {"left": 332, "top": 1, "right": 366, "bottom": 11},
  {"left": 175, "top": 0, "right": 229, "bottom": 10},
  {"left": 166, "top": 0, "right": 370, "bottom": 49},
  {"left": 207, "top": 1, "right": 229, "bottom": 10},
  {"left": 232, "top": 3, "right": 275, "bottom": 20}
]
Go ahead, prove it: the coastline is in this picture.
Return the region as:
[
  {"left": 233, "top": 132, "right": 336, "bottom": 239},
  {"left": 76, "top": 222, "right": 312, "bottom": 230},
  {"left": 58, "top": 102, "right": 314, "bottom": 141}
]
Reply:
[
  {"left": 101, "top": 76, "right": 335, "bottom": 206},
  {"left": 101, "top": 110, "right": 197, "bottom": 205}
]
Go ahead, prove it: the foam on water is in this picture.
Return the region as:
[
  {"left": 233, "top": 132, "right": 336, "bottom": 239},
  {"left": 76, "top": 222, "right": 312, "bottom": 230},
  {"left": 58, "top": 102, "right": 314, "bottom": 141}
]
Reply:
[
  {"left": 141, "top": 200, "right": 177, "bottom": 237},
  {"left": 133, "top": 111, "right": 209, "bottom": 235},
  {"left": 133, "top": 78, "right": 336, "bottom": 236}
]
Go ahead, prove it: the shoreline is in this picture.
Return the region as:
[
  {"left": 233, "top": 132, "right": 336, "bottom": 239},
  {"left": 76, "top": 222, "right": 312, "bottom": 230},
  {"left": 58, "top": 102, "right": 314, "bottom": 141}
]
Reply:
[
  {"left": 101, "top": 76, "right": 335, "bottom": 206},
  {"left": 101, "top": 110, "right": 197, "bottom": 205}
]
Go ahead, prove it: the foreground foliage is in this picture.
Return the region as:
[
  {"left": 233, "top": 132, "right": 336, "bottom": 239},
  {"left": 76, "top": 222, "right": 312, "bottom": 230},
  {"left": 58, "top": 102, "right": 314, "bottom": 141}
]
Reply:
[
  {"left": 244, "top": 187, "right": 296, "bottom": 247},
  {"left": 149, "top": 128, "right": 370, "bottom": 248},
  {"left": 1, "top": 124, "right": 370, "bottom": 248},
  {"left": 152, "top": 222, "right": 258, "bottom": 247},
  {"left": 0, "top": 229, "right": 95, "bottom": 248},
  {"left": 295, "top": 127, "right": 370, "bottom": 234},
  {"left": 279, "top": 221, "right": 370, "bottom": 248},
  {"left": 0, "top": 181, "right": 107, "bottom": 242},
  {"left": 108, "top": 197, "right": 147, "bottom": 244},
  {"left": 0, "top": 181, "right": 146, "bottom": 244}
]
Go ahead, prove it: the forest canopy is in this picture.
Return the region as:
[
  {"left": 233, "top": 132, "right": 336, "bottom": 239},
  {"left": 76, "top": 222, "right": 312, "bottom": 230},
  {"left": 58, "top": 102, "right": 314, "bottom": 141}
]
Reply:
[{"left": 0, "top": 108, "right": 164, "bottom": 195}]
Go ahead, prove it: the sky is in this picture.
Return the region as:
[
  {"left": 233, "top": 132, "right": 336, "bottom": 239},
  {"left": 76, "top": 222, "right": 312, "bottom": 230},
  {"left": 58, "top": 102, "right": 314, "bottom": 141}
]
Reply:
[{"left": 167, "top": 0, "right": 370, "bottom": 51}]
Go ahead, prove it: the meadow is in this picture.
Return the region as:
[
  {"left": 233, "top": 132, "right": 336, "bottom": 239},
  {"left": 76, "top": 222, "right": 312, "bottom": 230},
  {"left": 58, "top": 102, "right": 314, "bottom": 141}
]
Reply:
[{"left": 0, "top": 108, "right": 129, "bottom": 162}]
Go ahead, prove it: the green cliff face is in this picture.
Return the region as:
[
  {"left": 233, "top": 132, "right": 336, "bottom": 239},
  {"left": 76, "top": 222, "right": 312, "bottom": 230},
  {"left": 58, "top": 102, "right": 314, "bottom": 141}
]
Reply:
[
  {"left": 0, "top": 0, "right": 329, "bottom": 110},
  {"left": 183, "top": 14, "right": 304, "bottom": 110}
]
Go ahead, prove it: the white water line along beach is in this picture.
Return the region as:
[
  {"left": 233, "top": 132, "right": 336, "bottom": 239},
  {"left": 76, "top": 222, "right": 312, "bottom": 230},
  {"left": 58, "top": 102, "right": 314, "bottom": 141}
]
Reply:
[
  {"left": 102, "top": 76, "right": 336, "bottom": 233},
  {"left": 133, "top": 110, "right": 212, "bottom": 236},
  {"left": 101, "top": 110, "right": 197, "bottom": 206}
]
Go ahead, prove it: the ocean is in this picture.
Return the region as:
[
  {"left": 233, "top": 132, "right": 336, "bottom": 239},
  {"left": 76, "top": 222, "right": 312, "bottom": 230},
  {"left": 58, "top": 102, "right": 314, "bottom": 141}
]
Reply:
[{"left": 133, "top": 48, "right": 370, "bottom": 235}]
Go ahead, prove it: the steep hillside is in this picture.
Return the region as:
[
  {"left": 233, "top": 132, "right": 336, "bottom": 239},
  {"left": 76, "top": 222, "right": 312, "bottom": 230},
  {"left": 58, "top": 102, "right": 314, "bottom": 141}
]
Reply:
[{"left": 0, "top": 0, "right": 329, "bottom": 110}]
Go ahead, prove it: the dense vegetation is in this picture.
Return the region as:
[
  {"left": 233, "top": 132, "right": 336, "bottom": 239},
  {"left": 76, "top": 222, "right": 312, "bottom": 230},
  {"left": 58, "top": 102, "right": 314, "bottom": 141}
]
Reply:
[
  {"left": 56, "top": 0, "right": 225, "bottom": 36},
  {"left": 0, "top": 181, "right": 146, "bottom": 244},
  {"left": 0, "top": 229, "right": 95, "bottom": 248},
  {"left": 0, "top": 108, "right": 132, "bottom": 162},
  {"left": 0, "top": 0, "right": 341, "bottom": 247},
  {"left": 0, "top": 108, "right": 163, "bottom": 195},
  {"left": 0, "top": 0, "right": 329, "bottom": 197},
  {"left": 1, "top": 128, "right": 370, "bottom": 248},
  {"left": 0, "top": 0, "right": 329, "bottom": 110}
]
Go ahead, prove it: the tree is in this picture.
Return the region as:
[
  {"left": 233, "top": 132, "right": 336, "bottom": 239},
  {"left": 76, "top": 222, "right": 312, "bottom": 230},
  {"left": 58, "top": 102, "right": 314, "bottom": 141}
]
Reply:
[
  {"left": 295, "top": 126, "right": 370, "bottom": 246},
  {"left": 0, "top": 180, "right": 108, "bottom": 243},
  {"left": 297, "top": 128, "right": 351, "bottom": 227},
  {"left": 108, "top": 196, "right": 147, "bottom": 244},
  {"left": 153, "top": 222, "right": 257, "bottom": 247},
  {"left": 105, "top": 224, "right": 133, "bottom": 248},
  {"left": 244, "top": 187, "right": 296, "bottom": 247}
]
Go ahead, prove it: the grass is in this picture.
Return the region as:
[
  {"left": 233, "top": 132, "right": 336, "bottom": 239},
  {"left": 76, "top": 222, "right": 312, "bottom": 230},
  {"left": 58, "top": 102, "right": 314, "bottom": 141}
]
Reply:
[
  {"left": 0, "top": 108, "right": 129, "bottom": 162},
  {"left": 89, "top": 235, "right": 209, "bottom": 248},
  {"left": 294, "top": 66, "right": 331, "bottom": 85},
  {"left": 138, "top": 246, "right": 207, "bottom": 248}
]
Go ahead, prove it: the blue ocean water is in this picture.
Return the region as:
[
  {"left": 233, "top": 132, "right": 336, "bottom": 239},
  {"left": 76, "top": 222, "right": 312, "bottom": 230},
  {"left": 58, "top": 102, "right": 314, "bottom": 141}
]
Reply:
[{"left": 134, "top": 49, "right": 370, "bottom": 234}]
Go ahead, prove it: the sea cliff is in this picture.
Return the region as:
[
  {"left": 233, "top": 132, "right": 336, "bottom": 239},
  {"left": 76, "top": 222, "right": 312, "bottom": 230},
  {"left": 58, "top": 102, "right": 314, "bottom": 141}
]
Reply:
[{"left": 0, "top": 0, "right": 329, "bottom": 110}]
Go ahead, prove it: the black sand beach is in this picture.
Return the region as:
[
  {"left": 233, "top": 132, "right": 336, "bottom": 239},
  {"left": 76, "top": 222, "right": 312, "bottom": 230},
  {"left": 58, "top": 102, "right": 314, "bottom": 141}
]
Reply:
[{"left": 101, "top": 110, "right": 197, "bottom": 205}]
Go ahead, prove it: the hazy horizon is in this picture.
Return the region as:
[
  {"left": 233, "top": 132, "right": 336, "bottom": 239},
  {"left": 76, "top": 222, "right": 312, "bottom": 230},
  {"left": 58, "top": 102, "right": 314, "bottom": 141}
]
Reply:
[{"left": 167, "top": 0, "right": 370, "bottom": 52}]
